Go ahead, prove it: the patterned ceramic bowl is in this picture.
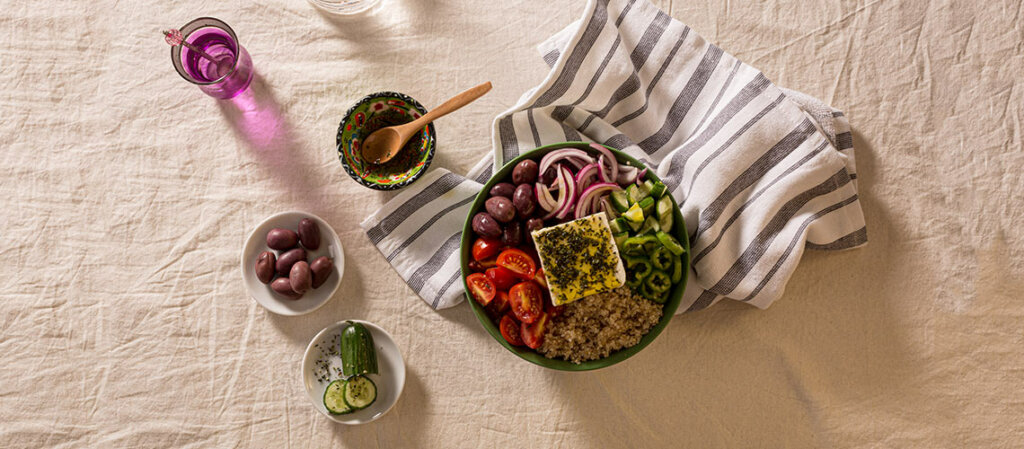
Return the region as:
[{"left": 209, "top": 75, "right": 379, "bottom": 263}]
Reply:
[{"left": 336, "top": 92, "right": 436, "bottom": 190}]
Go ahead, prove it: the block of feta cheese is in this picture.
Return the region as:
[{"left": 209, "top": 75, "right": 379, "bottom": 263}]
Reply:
[{"left": 530, "top": 213, "right": 626, "bottom": 306}]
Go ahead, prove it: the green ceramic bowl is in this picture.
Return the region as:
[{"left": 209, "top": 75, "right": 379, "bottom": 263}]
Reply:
[
  {"left": 336, "top": 91, "right": 436, "bottom": 190},
  {"left": 460, "top": 142, "right": 690, "bottom": 371}
]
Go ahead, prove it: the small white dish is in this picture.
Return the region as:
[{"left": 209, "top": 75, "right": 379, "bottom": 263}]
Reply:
[
  {"left": 301, "top": 320, "right": 406, "bottom": 424},
  {"left": 241, "top": 211, "right": 345, "bottom": 316}
]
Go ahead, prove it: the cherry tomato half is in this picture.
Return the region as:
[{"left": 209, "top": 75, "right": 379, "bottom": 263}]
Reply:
[
  {"left": 521, "top": 311, "right": 549, "bottom": 349},
  {"left": 509, "top": 281, "right": 543, "bottom": 324},
  {"left": 499, "top": 314, "right": 524, "bottom": 346},
  {"left": 466, "top": 273, "right": 496, "bottom": 306},
  {"left": 486, "top": 291, "right": 510, "bottom": 320},
  {"left": 472, "top": 237, "right": 503, "bottom": 262},
  {"left": 486, "top": 267, "right": 519, "bottom": 291},
  {"left": 496, "top": 248, "right": 537, "bottom": 280}
]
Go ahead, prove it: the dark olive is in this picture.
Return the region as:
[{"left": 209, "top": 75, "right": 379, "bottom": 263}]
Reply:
[
  {"left": 512, "top": 184, "right": 536, "bottom": 217},
  {"left": 512, "top": 160, "right": 539, "bottom": 185},
  {"left": 255, "top": 251, "right": 276, "bottom": 284},
  {"left": 525, "top": 218, "right": 544, "bottom": 245},
  {"left": 310, "top": 256, "right": 334, "bottom": 289},
  {"left": 276, "top": 248, "right": 307, "bottom": 276},
  {"left": 297, "top": 218, "right": 321, "bottom": 250},
  {"left": 489, "top": 183, "right": 516, "bottom": 199},
  {"left": 485, "top": 196, "right": 516, "bottom": 223},
  {"left": 502, "top": 221, "right": 522, "bottom": 247},
  {"left": 472, "top": 212, "right": 502, "bottom": 238},
  {"left": 266, "top": 228, "right": 298, "bottom": 250},
  {"left": 271, "top": 277, "right": 302, "bottom": 299},
  {"left": 289, "top": 261, "right": 312, "bottom": 294}
]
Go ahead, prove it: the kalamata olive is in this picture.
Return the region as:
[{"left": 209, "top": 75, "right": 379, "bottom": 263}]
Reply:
[
  {"left": 541, "top": 166, "right": 558, "bottom": 185},
  {"left": 271, "top": 277, "right": 302, "bottom": 299},
  {"left": 289, "top": 261, "right": 312, "bottom": 294},
  {"left": 512, "top": 184, "right": 536, "bottom": 217},
  {"left": 512, "top": 160, "right": 539, "bottom": 185},
  {"left": 266, "top": 228, "right": 298, "bottom": 250},
  {"left": 255, "top": 251, "right": 276, "bottom": 284},
  {"left": 489, "top": 183, "right": 516, "bottom": 199},
  {"left": 485, "top": 196, "right": 516, "bottom": 223},
  {"left": 472, "top": 212, "right": 502, "bottom": 238},
  {"left": 310, "top": 256, "right": 333, "bottom": 289},
  {"left": 502, "top": 221, "right": 522, "bottom": 247},
  {"left": 275, "top": 248, "right": 307, "bottom": 276},
  {"left": 297, "top": 218, "right": 321, "bottom": 250},
  {"left": 528, "top": 217, "right": 544, "bottom": 238}
]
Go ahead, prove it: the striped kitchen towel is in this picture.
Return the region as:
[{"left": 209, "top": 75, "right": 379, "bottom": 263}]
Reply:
[{"left": 360, "top": 0, "right": 866, "bottom": 312}]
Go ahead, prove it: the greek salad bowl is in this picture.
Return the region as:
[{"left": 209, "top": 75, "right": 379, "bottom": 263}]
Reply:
[{"left": 460, "top": 142, "right": 690, "bottom": 371}]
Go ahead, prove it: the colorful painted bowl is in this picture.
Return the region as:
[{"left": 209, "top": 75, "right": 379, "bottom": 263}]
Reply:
[{"left": 336, "top": 91, "right": 436, "bottom": 190}]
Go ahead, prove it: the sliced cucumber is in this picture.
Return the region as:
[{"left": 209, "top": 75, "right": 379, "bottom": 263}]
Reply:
[
  {"left": 639, "top": 216, "right": 660, "bottom": 235},
  {"left": 639, "top": 196, "right": 655, "bottom": 218},
  {"left": 649, "top": 181, "right": 667, "bottom": 198},
  {"left": 626, "top": 184, "right": 642, "bottom": 205},
  {"left": 642, "top": 180, "right": 657, "bottom": 196},
  {"left": 658, "top": 213, "right": 673, "bottom": 233},
  {"left": 609, "top": 217, "right": 628, "bottom": 234},
  {"left": 343, "top": 375, "right": 377, "bottom": 410},
  {"left": 627, "top": 219, "right": 643, "bottom": 232},
  {"left": 656, "top": 231, "right": 685, "bottom": 255},
  {"left": 622, "top": 203, "right": 644, "bottom": 223},
  {"left": 656, "top": 195, "right": 674, "bottom": 232},
  {"left": 341, "top": 321, "right": 378, "bottom": 377},
  {"left": 324, "top": 380, "right": 353, "bottom": 415},
  {"left": 610, "top": 190, "right": 631, "bottom": 212}
]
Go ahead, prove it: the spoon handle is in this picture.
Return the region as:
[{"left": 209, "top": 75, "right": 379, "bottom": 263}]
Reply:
[{"left": 403, "top": 82, "right": 492, "bottom": 132}]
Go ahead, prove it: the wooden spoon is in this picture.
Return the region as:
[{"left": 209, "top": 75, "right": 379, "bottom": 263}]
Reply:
[{"left": 361, "top": 82, "right": 492, "bottom": 165}]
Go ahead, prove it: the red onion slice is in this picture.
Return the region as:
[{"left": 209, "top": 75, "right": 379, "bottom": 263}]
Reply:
[
  {"left": 555, "top": 165, "right": 577, "bottom": 220},
  {"left": 588, "top": 143, "right": 619, "bottom": 185},
  {"left": 573, "top": 182, "right": 622, "bottom": 219},
  {"left": 636, "top": 167, "right": 648, "bottom": 185},
  {"left": 616, "top": 166, "right": 639, "bottom": 185},
  {"left": 536, "top": 182, "right": 556, "bottom": 212},
  {"left": 539, "top": 148, "right": 594, "bottom": 178}
]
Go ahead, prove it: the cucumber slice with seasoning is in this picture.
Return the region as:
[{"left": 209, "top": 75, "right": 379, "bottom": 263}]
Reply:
[
  {"left": 610, "top": 190, "right": 631, "bottom": 212},
  {"left": 323, "top": 379, "right": 354, "bottom": 415},
  {"left": 649, "top": 181, "right": 667, "bottom": 198},
  {"left": 341, "top": 321, "right": 378, "bottom": 377},
  {"left": 656, "top": 231, "right": 685, "bottom": 255},
  {"left": 622, "top": 203, "right": 644, "bottom": 223},
  {"left": 342, "top": 375, "right": 377, "bottom": 410}
]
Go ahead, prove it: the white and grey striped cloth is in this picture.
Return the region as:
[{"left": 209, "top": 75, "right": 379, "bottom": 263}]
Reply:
[{"left": 360, "top": 0, "right": 867, "bottom": 312}]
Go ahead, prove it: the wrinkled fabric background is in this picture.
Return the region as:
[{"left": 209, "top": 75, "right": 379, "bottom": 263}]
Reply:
[{"left": 1, "top": 0, "right": 1022, "bottom": 447}]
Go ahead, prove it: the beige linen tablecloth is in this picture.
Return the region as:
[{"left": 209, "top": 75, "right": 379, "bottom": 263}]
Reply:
[{"left": 2, "top": 0, "right": 1022, "bottom": 447}]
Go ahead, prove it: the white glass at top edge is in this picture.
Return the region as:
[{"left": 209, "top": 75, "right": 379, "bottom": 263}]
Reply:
[{"left": 307, "top": 0, "right": 382, "bottom": 15}]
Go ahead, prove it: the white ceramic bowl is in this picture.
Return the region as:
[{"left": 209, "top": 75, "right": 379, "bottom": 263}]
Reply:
[
  {"left": 301, "top": 320, "right": 406, "bottom": 424},
  {"left": 240, "top": 211, "right": 344, "bottom": 316}
]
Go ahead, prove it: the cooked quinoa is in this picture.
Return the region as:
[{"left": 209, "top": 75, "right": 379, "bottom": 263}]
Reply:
[{"left": 538, "top": 287, "right": 662, "bottom": 363}]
